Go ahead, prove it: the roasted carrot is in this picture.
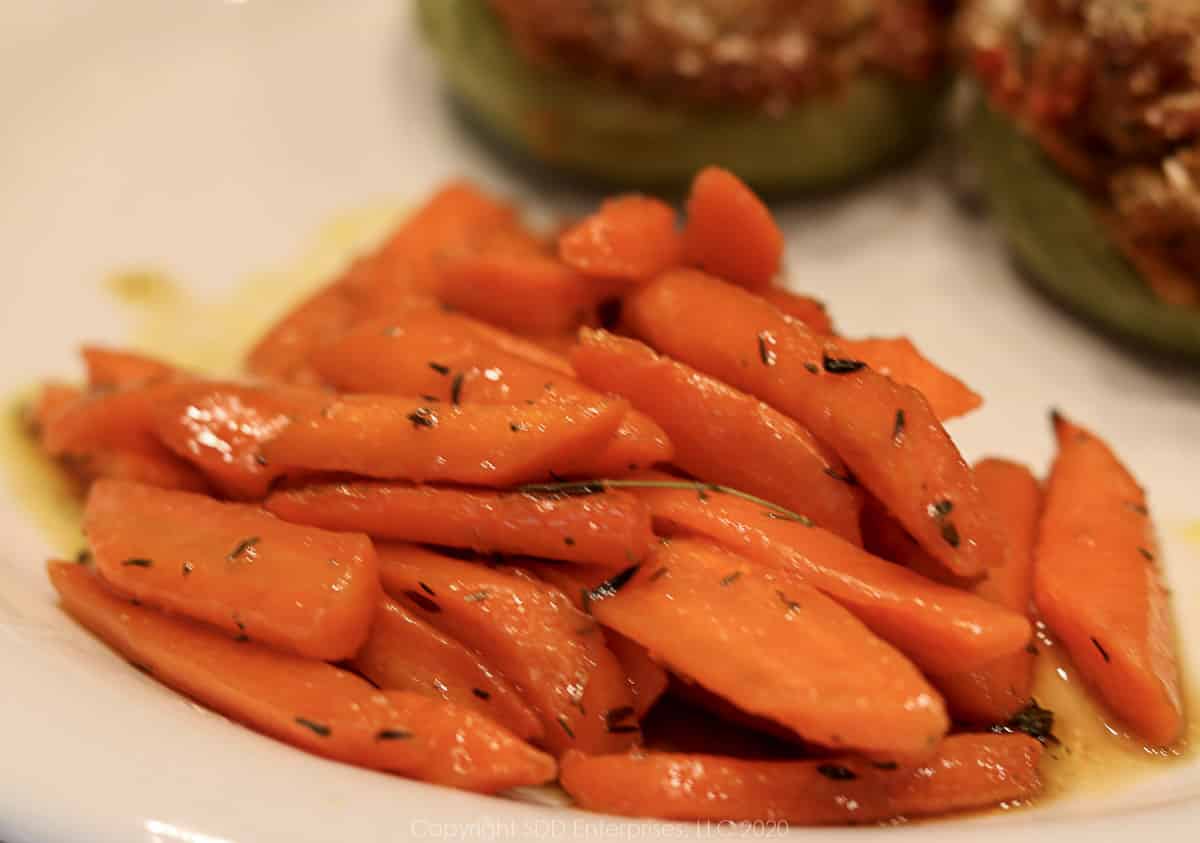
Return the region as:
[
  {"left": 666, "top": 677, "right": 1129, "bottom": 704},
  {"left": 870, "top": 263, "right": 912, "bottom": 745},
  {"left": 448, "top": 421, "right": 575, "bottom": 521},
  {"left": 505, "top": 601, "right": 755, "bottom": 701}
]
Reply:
[
  {"left": 42, "top": 383, "right": 168, "bottom": 456},
  {"left": 637, "top": 487, "right": 1032, "bottom": 675},
  {"left": 624, "top": 269, "right": 1002, "bottom": 578},
  {"left": 859, "top": 494, "right": 958, "bottom": 583},
  {"left": 245, "top": 282, "right": 361, "bottom": 385},
  {"left": 558, "top": 195, "right": 683, "bottom": 284},
  {"left": 570, "top": 329, "right": 862, "bottom": 543},
  {"left": 30, "top": 383, "right": 82, "bottom": 439},
  {"left": 376, "top": 543, "right": 638, "bottom": 756},
  {"left": 353, "top": 595, "right": 543, "bottom": 741},
  {"left": 86, "top": 480, "right": 379, "bottom": 661},
  {"left": 266, "top": 481, "right": 655, "bottom": 567},
  {"left": 259, "top": 394, "right": 628, "bottom": 487},
  {"left": 589, "top": 537, "right": 949, "bottom": 756},
  {"left": 933, "top": 459, "right": 1041, "bottom": 724},
  {"left": 835, "top": 337, "right": 983, "bottom": 421},
  {"left": 560, "top": 733, "right": 1043, "bottom": 823},
  {"left": 683, "top": 167, "right": 783, "bottom": 290},
  {"left": 759, "top": 289, "right": 835, "bottom": 334},
  {"left": 1034, "top": 413, "right": 1184, "bottom": 746},
  {"left": 49, "top": 562, "right": 554, "bottom": 792},
  {"left": 456, "top": 314, "right": 576, "bottom": 377},
  {"left": 65, "top": 447, "right": 211, "bottom": 494},
  {"left": 82, "top": 346, "right": 177, "bottom": 389}
]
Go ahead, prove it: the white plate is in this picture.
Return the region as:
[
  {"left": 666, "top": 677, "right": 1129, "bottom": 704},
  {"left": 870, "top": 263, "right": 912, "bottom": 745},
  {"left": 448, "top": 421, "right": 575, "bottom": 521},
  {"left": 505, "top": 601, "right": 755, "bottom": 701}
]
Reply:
[{"left": 2, "top": 2, "right": 1199, "bottom": 841}]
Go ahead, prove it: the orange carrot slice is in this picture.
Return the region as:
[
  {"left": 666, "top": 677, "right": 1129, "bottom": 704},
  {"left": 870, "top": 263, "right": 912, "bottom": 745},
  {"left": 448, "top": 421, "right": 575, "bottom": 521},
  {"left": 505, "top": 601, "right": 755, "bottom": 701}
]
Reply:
[
  {"left": 558, "top": 195, "right": 683, "bottom": 284},
  {"left": 86, "top": 480, "right": 378, "bottom": 661},
  {"left": 835, "top": 337, "right": 983, "bottom": 421},
  {"left": 1034, "top": 413, "right": 1184, "bottom": 746},
  {"left": 66, "top": 447, "right": 211, "bottom": 494},
  {"left": 560, "top": 733, "right": 1043, "bottom": 823},
  {"left": 759, "top": 289, "right": 835, "bottom": 334},
  {"left": 49, "top": 562, "right": 554, "bottom": 792},
  {"left": 266, "top": 481, "right": 655, "bottom": 567},
  {"left": 82, "top": 346, "right": 178, "bottom": 389},
  {"left": 353, "top": 596, "right": 543, "bottom": 741},
  {"left": 683, "top": 167, "right": 783, "bottom": 290},
  {"left": 570, "top": 328, "right": 862, "bottom": 542},
  {"left": 625, "top": 269, "right": 1001, "bottom": 578},
  {"left": 376, "top": 543, "right": 638, "bottom": 756},
  {"left": 589, "top": 537, "right": 948, "bottom": 756},
  {"left": 245, "top": 283, "right": 361, "bottom": 385}
]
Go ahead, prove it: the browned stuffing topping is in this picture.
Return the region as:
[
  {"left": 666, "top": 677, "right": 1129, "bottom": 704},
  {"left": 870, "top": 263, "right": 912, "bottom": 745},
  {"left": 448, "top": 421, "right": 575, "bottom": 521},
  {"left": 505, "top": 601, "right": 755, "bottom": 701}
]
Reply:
[{"left": 488, "top": 0, "right": 952, "bottom": 110}]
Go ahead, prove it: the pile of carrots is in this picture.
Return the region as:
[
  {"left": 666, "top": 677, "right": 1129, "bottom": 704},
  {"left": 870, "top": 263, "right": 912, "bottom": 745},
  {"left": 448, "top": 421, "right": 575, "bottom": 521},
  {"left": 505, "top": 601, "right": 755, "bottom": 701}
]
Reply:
[{"left": 30, "top": 167, "right": 1185, "bottom": 824}]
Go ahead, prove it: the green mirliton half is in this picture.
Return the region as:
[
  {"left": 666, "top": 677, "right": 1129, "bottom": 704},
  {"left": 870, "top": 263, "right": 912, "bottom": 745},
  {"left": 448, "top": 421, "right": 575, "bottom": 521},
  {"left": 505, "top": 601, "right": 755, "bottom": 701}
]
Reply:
[
  {"left": 967, "top": 98, "right": 1200, "bottom": 361},
  {"left": 417, "top": 0, "right": 944, "bottom": 193}
]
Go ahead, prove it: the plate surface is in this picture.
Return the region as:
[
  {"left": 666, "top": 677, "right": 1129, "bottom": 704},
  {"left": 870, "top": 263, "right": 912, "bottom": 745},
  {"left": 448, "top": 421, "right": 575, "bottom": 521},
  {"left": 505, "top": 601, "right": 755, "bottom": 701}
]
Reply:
[{"left": 2, "top": 2, "right": 1199, "bottom": 842}]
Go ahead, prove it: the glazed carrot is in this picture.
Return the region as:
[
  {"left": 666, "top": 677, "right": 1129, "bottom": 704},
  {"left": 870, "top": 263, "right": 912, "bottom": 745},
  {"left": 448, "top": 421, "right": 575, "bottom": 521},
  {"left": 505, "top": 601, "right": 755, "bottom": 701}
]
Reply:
[
  {"left": 352, "top": 596, "right": 543, "bottom": 741},
  {"left": 245, "top": 282, "right": 360, "bottom": 385},
  {"left": 154, "top": 383, "right": 330, "bottom": 500},
  {"left": 835, "top": 337, "right": 983, "bottom": 421},
  {"left": 934, "top": 459, "right": 1041, "bottom": 724},
  {"left": 30, "top": 383, "right": 82, "bottom": 439},
  {"left": 683, "top": 167, "right": 783, "bottom": 290},
  {"left": 82, "top": 346, "right": 177, "bottom": 389},
  {"left": 377, "top": 544, "right": 637, "bottom": 755},
  {"left": 42, "top": 383, "right": 168, "bottom": 456},
  {"left": 758, "top": 289, "right": 836, "bottom": 334},
  {"left": 570, "top": 329, "right": 862, "bottom": 543},
  {"left": 558, "top": 195, "right": 683, "bottom": 284},
  {"left": 1034, "top": 413, "right": 1184, "bottom": 746},
  {"left": 49, "top": 562, "right": 554, "bottom": 792},
  {"left": 86, "top": 480, "right": 378, "bottom": 661},
  {"left": 66, "top": 447, "right": 211, "bottom": 494},
  {"left": 589, "top": 537, "right": 949, "bottom": 756},
  {"left": 860, "top": 494, "right": 954, "bottom": 582},
  {"left": 259, "top": 394, "right": 628, "bottom": 487},
  {"left": 454, "top": 314, "right": 576, "bottom": 377},
  {"left": 637, "top": 487, "right": 1032, "bottom": 675},
  {"left": 560, "top": 733, "right": 1043, "bottom": 824},
  {"left": 266, "top": 481, "right": 656, "bottom": 567},
  {"left": 625, "top": 270, "right": 1002, "bottom": 578}
]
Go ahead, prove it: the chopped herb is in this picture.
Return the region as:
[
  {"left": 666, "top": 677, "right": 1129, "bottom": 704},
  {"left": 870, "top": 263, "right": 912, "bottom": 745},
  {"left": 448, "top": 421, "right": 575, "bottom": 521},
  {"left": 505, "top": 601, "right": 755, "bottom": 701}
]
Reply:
[
  {"left": 228, "top": 536, "right": 260, "bottom": 561},
  {"left": 420, "top": 394, "right": 440, "bottom": 403},
  {"left": 583, "top": 563, "right": 642, "bottom": 611},
  {"left": 521, "top": 481, "right": 607, "bottom": 499},
  {"left": 428, "top": 362, "right": 451, "bottom": 376},
  {"left": 803, "top": 362, "right": 819, "bottom": 374},
  {"left": 407, "top": 407, "right": 437, "bottom": 429},
  {"left": 182, "top": 561, "right": 194, "bottom": 576},
  {"left": 1025, "top": 642, "right": 1038, "bottom": 655},
  {"left": 254, "top": 453, "right": 269, "bottom": 466},
  {"left": 992, "top": 699, "right": 1057, "bottom": 744},
  {"left": 1091, "top": 637, "right": 1111, "bottom": 663},
  {"left": 403, "top": 590, "right": 442, "bottom": 614},
  {"left": 697, "top": 487, "right": 710, "bottom": 502},
  {"left": 510, "top": 422, "right": 528, "bottom": 433},
  {"left": 816, "top": 764, "right": 858, "bottom": 781},
  {"left": 557, "top": 714, "right": 576, "bottom": 739},
  {"left": 719, "top": 571, "right": 742, "bottom": 587},
  {"left": 376, "top": 729, "right": 414, "bottom": 741},
  {"left": 892, "top": 409, "right": 906, "bottom": 441},
  {"left": 419, "top": 581, "right": 436, "bottom": 597},
  {"left": 929, "top": 500, "right": 954, "bottom": 518},
  {"left": 649, "top": 566, "right": 669, "bottom": 582},
  {"left": 1126, "top": 502, "right": 1149, "bottom": 516},
  {"left": 122, "top": 558, "right": 153, "bottom": 568},
  {"left": 564, "top": 536, "right": 576, "bottom": 547},
  {"left": 472, "top": 688, "right": 491, "bottom": 701},
  {"left": 777, "top": 590, "right": 802, "bottom": 613},
  {"left": 130, "top": 661, "right": 153, "bottom": 675},
  {"left": 450, "top": 372, "right": 465, "bottom": 405},
  {"left": 823, "top": 467, "right": 857, "bottom": 486},
  {"left": 757, "top": 332, "right": 777, "bottom": 366},
  {"left": 765, "top": 510, "right": 815, "bottom": 527},
  {"left": 1138, "top": 547, "right": 1155, "bottom": 562},
  {"left": 295, "top": 717, "right": 331, "bottom": 737},
  {"left": 463, "top": 589, "right": 491, "bottom": 603},
  {"left": 822, "top": 354, "right": 866, "bottom": 374},
  {"left": 940, "top": 522, "right": 961, "bottom": 548},
  {"left": 871, "top": 761, "right": 899, "bottom": 771},
  {"left": 75, "top": 549, "right": 93, "bottom": 566}
]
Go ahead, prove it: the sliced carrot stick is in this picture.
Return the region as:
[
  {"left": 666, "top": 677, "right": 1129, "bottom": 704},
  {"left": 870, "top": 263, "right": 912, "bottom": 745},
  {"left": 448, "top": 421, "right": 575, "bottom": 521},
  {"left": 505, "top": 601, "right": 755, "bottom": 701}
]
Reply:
[
  {"left": 259, "top": 393, "right": 628, "bottom": 487},
  {"left": 85, "top": 480, "right": 378, "bottom": 661},
  {"left": 82, "top": 346, "right": 178, "bottom": 389},
  {"left": 759, "top": 289, "right": 835, "bottom": 334},
  {"left": 560, "top": 733, "right": 1043, "bottom": 824},
  {"left": 49, "top": 562, "right": 554, "bottom": 792},
  {"left": 266, "top": 481, "right": 655, "bottom": 567},
  {"left": 352, "top": 595, "right": 543, "bottom": 741},
  {"left": 859, "top": 494, "right": 955, "bottom": 582},
  {"left": 453, "top": 314, "right": 576, "bottom": 377},
  {"left": 153, "top": 383, "right": 330, "bottom": 500},
  {"left": 1034, "top": 413, "right": 1184, "bottom": 746},
  {"left": 624, "top": 269, "right": 1001, "bottom": 578},
  {"left": 245, "top": 282, "right": 361, "bottom": 385},
  {"left": 933, "top": 459, "right": 1041, "bottom": 724},
  {"left": 637, "top": 487, "right": 1031, "bottom": 675},
  {"left": 558, "top": 195, "right": 683, "bottom": 284},
  {"left": 66, "top": 447, "right": 211, "bottom": 494},
  {"left": 570, "top": 329, "right": 862, "bottom": 543},
  {"left": 30, "top": 383, "right": 82, "bottom": 439},
  {"left": 42, "top": 383, "right": 169, "bottom": 456},
  {"left": 835, "top": 337, "right": 983, "bottom": 421},
  {"left": 589, "top": 537, "right": 948, "bottom": 756},
  {"left": 683, "top": 167, "right": 783, "bottom": 290},
  {"left": 376, "top": 544, "right": 638, "bottom": 756}
]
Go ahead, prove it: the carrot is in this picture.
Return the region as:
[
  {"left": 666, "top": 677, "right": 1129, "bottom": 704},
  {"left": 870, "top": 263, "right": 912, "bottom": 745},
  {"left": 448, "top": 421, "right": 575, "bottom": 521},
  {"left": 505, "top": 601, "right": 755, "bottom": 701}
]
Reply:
[
  {"left": 624, "top": 269, "right": 1002, "bottom": 578},
  {"left": 1033, "top": 413, "right": 1184, "bottom": 746},
  {"left": 353, "top": 595, "right": 543, "bottom": 741},
  {"left": 65, "top": 447, "right": 211, "bottom": 494},
  {"left": 558, "top": 195, "right": 683, "bottom": 284},
  {"left": 266, "top": 481, "right": 656, "bottom": 567},
  {"left": 82, "top": 346, "right": 177, "bottom": 389},
  {"left": 258, "top": 393, "right": 629, "bottom": 487},
  {"left": 30, "top": 383, "right": 82, "bottom": 439},
  {"left": 636, "top": 487, "right": 1032, "bottom": 675},
  {"left": 376, "top": 543, "right": 638, "bottom": 756},
  {"left": 834, "top": 337, "right": 983, "bottom": 421},
  {"left": 560, "top": 733, "right": 1043, "bottom": 824},
  {"left": 859, "top": 494, "right": 957, "bottom": 583},
  {"left": 758, "top": 289, "right": 835, "bottom": 334},
  {"left": 933, "top": 459, "right": 1041, "bottom": 724},
  {"left": 85, "top": 480, "right": 379, "bottom": 661},
  {"left": 682, "top": 167, "right": 783, "bottom": 290},
  {"left": 153, "top": 383, "right": 330, "bottom": 500},
  {"left": 245, "top": 282, "right": 360, "bottom": 385},
  {"left": 570, "top": 329, "right": 863, "bottom": 543},
  {"left": 589, "top": 537, "right": 949, "bottom": 756},
  {"left": 453, "top": 314, "right": 576, "bottom": 377},
  {"left": 49, "top": 562, "right": 554, "bottom": 792}
]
